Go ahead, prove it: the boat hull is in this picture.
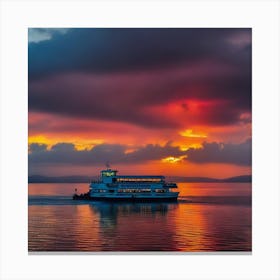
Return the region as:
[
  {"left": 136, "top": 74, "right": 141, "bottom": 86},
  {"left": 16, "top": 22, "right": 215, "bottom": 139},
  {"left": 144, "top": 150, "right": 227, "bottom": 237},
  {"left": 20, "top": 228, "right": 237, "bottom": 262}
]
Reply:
[{"left": 73, "top": 193, "right": 178, "bottom": 202}]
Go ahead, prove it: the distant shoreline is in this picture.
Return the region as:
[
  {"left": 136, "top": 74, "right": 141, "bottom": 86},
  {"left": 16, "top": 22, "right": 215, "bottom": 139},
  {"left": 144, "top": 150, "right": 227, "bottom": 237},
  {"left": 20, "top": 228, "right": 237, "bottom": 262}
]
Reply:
[{"left": 28, "top": 175, "right": 252, "bottom": 184}]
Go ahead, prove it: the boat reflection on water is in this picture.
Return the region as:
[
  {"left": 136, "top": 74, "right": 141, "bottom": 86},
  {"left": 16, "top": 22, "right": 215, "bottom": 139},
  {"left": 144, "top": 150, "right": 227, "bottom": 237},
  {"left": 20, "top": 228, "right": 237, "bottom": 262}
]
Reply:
[
  {"left": 74, "top": 202, "right": 178, "bottom": 252},
  {"left": 88, "top": 201, "right": 178, "bottom": 228}
]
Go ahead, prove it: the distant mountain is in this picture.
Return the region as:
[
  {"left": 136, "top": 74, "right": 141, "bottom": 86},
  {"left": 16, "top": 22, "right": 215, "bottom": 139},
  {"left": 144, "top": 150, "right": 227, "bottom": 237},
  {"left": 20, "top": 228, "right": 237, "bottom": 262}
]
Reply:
[
  {"left": 166, "top": 176, "right": 219, "bottom": 183},
  {"left": 167, "top": 175, "right": 252, "bottom": 183},
  {"left": 221, "top": 175, "right": 252, "bottom": 183},
  {"left": 28, "top": 175, "right": 95, "bottom": 183},
  {"left": 28, "top": 174, "right": 252, "bottom": 183}
]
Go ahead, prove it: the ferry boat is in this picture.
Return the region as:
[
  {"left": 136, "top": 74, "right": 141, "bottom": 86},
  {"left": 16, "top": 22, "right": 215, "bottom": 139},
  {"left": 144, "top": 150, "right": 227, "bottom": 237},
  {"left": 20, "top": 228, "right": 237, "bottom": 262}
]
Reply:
[{"left": 73, "top": 168, "right": 179, "bottom": 202}]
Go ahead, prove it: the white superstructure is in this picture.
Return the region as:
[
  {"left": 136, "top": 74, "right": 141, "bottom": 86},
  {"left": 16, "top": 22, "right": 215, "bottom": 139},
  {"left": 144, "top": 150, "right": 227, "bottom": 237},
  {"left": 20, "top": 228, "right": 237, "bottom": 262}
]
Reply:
[{"left": 74, "top": 168, "right": 179, "bottom": 201}]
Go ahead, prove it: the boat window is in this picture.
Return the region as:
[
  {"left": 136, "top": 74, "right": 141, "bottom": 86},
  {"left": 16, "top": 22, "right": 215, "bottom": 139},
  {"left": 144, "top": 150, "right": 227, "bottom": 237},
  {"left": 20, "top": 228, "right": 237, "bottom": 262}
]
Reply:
[
  {"left": 92, "top": 189, "right": 106, "bottom": 193},
  {"left": 116, "top": 177, "right": 163, "bottom": 183},
  {"left": 117, "top": 189, "right": 151, "bottom": 193},
  {"left": 101, "top": 171, "right": 117, "bottom": 177},
  {"left": 155, "top": 189, "right": 165, "bottom": 193}
]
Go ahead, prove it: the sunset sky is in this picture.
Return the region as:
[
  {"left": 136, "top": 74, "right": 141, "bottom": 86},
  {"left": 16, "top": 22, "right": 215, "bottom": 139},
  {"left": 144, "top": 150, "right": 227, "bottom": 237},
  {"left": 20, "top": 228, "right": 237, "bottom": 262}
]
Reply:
[{"left": 28, "top": 28, "right": 252, "bottom": 178}]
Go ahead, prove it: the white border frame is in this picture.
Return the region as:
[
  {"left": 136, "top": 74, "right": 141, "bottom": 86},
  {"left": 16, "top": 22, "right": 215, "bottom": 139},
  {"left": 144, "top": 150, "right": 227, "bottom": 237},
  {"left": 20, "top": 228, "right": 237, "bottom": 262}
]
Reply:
[{"left": 1, "top": 0, "right": 279, "bottom": 279}]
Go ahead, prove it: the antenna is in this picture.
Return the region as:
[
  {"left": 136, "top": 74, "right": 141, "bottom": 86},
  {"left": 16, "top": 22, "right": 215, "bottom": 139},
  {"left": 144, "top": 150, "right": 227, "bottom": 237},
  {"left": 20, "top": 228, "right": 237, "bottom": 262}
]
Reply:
[{"left": 105, "top": 161, "right": 110, "bottom": 169}]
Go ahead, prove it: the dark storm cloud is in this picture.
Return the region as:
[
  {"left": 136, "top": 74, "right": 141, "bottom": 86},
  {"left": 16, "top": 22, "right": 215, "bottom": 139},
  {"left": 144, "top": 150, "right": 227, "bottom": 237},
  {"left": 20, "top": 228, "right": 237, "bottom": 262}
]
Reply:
[
  {"left": 28, "top": 69, "right": 251, "bottom": 127},
  {"left": 28, "top": 28, "right": 251, "bottom": 128},
  {"left": 29, "top": 142, "right": 185, "bottom": 165},
  {"left": 186, "top": 139, "right": 252, "bottom": 165},
  {"left": 29, "top": 28, "right": 251, "bottom": 79}
]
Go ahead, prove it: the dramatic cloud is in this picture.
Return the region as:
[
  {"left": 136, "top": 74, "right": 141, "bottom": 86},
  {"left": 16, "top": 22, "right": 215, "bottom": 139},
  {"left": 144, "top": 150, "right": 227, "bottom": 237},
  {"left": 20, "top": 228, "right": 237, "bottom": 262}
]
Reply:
[
  {"left": 28, "top": 28, "right": 251, "bottom": 79},
  {"left": 186, "top": 139, "right": 252, "bottom": 165},
  {"left": 29, "top": 62, "right": 251, "bottom": 128},
  {"left": 29, "top": 142, "right": 185, "bottom": 166},
  {"left": 28, "top": 138, "right": 252, "bottom": 173},
  {"left": 28, "top": 28, "right": 252, "bottom": 177},
  {"left": 28, "top": 28, "right": 251, "bottom": 129}
]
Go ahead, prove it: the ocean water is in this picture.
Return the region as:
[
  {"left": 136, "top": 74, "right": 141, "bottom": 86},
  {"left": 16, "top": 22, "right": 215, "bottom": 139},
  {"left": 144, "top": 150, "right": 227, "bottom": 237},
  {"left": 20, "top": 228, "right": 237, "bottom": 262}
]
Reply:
[{"left": 28, "top": 183, "right": 251, "bottom": 252}]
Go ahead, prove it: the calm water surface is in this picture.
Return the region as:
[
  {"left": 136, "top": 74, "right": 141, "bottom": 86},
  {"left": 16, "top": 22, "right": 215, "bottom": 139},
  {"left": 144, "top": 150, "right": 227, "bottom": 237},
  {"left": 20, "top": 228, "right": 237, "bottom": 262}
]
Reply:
[{"left": 28, "top": 183, "right": 251, "bottom": 252}]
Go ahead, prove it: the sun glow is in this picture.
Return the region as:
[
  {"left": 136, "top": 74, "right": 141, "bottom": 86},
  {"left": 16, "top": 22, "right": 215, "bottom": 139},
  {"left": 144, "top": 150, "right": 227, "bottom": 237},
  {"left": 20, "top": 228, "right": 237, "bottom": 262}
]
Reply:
[
  {"left": 179, "top": 143, "right": 202, "bottom": 151},
  {"left": 28, "top": 135, "right": 55, "bottom": 148},
  {"left": 179, "top": 129, "right": 207, "bottom": 138},
  {"left": 161, "top": 156, "right": 186, "bottom": 164},
  {"left": 74, "top": 143, "right": 95, "bottom": 151}
]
